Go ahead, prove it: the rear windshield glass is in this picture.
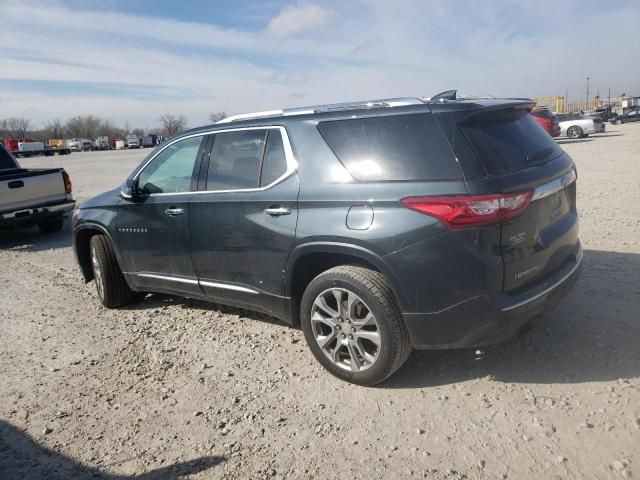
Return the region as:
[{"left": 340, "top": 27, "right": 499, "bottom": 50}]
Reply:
[
  {"left": 532, "top": 109, "right": 555, "bottom": 120},
  {"left": 462, "top": 109, "right": 563, "bottom": 175},
  {"left": 317, "top": 113, "right": 461, "bottom": 181},
  {"left": 0, "top": 146, "right": 17, "bottom": 170}
]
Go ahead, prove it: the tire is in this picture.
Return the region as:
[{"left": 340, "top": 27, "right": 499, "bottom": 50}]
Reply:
[
  {"left": 300, "top": 265, "right": 411, "bottom": 386},
  {"left": 615, "top": 119, "right": 622, "bottom": 125},
  {"left": 89, "top": 234, "right": 136, "bottom": 308},
  {"left": 582, "top": 133, "right": 590, "bottom": 138},
  {"left": 38, "top": 217, "right": 64, "bottom": 233},
  {"left": 567, "top": 126, "right": 583, "bottom": 139}
]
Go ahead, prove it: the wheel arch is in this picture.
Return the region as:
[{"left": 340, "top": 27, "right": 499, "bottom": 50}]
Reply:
[
  {"left": 74, "top": 224, "right": 122, "bottom": 283},
  {"left": 285, "top": 242, "right": 408, "bottom": 326}
]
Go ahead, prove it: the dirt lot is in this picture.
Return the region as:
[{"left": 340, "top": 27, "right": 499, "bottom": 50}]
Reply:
[{"left": 1, "top": 126, "right": 639, "bottom": 480}]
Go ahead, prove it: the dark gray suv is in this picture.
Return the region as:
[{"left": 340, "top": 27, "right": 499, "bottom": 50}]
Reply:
[{"left": 73, "top": 91, "right": 582, "bottom": 385}]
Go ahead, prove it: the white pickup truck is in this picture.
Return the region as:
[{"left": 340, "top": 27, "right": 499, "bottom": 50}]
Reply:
[{"left": 0, "top": 144, "right": 75, "bottom": 233}]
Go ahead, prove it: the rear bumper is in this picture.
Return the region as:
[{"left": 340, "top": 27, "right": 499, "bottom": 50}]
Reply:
[
  {"left": 404, "top": 242, "right": 583, "bottom": 350},
  {"left": 0, "top": 199, "right": 76, "bottom": 226}
]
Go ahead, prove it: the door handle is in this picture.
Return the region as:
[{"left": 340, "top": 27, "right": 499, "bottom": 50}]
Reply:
[
  {"left": 8, "top": 180, "right": 24, "bottom": 189},
  {"left": 263, "top": 206, "right": 291, "bottom": 217},
  {"left": 164, "top": 207, "right": 184, "bottom": 216}
]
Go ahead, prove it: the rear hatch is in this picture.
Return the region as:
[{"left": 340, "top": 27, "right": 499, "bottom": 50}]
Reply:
[{"left": 438, "top": 103, "right": 579, "bottom": 292}]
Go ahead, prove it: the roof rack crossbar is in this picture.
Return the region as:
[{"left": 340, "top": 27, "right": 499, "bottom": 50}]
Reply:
[{"left": 216, "top": 97, "right": 425, "bottom": 124}]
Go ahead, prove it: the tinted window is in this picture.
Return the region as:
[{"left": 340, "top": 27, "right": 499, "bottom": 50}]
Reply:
[
  {"left": 531, "top": 109, "right": 555, "bottom": 120},
  {"left": 260, "top": 130, "right": 287, "bottom": 186},
  {"left": 137, "top": 136, "right": 202, "bottom": 194},
  {"left": 462, "top": 109, "right": 563, "bottom": 175},
  {"left": 317, "top": 113, "right": 461, "bottom": 181},
  {"left": 207, "top": 130, "right": 266, "bottom": 190},
  {"left": 0, "top": 146, "right": 17, "bottom": 170}
]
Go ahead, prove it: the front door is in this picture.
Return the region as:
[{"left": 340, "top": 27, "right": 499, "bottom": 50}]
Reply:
[
  {"left": 118, "top": 134, "right": 208, "bottom": 296},
  {"left": 189, "top": 127, "right": 299, "bottom": 318}
]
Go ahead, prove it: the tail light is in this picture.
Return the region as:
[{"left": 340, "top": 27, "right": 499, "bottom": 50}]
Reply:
[
  {"left": 401, "top": 191, "right": 532, "bottom": 229},
  {"left": 62, "top": 170, "right": 72, "bottom": 194}
]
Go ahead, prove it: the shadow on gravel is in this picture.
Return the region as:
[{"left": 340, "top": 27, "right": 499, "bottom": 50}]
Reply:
[
  {"left": 0, "top": 222, "right": 72, "bottom": 252},
  {"left": 383, "top": 249, "right": 640, "bottom": 389},
  {"left": 555, "top": 138, "right": 593, "bottom": 144},
  {"left": 0, "top": 420, "right": 224, "bottom": 480},
  {"left": 121, "top": 293, "right": 285, "bottom": 328}
]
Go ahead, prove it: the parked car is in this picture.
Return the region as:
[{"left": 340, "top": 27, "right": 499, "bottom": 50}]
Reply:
[
  {"left": 142, "top": 134, "right": 159, "bottom": 148},
  {"left": 93, "top": 136, "right": 111, "bottom": 150},
  {"left": 1, "top": 144, "right": 75, "bottom": 233},
  {"left": 610, "top": 108, "right": 640, "bottom": 125},
  {"left": 80, "top": 138, "right": 94, "bottom": 151},
  {"left": 67, "top": 138, "right": 82, "bottom": 151},
  {"left": 126, "top": 134, "right": 141, "bottom": 149},
  {"left": 556, "top": 113, "right": 605, "bottom": 139},
  {"left": 73, "top": 92, "right": 582, "bottom": 385},
  {"left": 530, "top": 107, "right": 560, "bottom": 137}
]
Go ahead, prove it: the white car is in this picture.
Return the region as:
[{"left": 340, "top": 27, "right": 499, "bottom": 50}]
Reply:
[{"left": 556, "top": 113, "right": 605, "bottom": 139}]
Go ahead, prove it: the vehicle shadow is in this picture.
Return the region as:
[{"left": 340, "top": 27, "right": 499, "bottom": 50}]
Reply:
[
  {"left": 120, "top": 293, "right": 286, "bottom": 328},
  {"left": 0, "top": 420, "right": 224, "bottom": 480},
  {"left": 383, "top": 249, "right": 640, "bottom": 388},
  {"left": 556, "top": 138, "right": 593, "bottom": 144},
  {"left": 593, "top": 132, "right": 625, "bottom": 137},
  {"left": 0, "top": 221, "right": 72, "bottom": 252}
]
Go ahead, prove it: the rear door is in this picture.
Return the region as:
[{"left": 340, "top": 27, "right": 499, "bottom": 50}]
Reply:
[
  {"left": 455, "top": 107, "right": 580, "bottom": 292},
  {"left": 189, "top": 126, "right": 298, "bottom": 318}
]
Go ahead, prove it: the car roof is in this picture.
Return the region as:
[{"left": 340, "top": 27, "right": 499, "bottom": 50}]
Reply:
[{"left": 178, "top": 91, "right": 535, "bottom": 138}]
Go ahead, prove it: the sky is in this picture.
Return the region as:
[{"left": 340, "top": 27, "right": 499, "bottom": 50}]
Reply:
[{"left": 1, "top": 0, "right": 639, "bottom": 130}]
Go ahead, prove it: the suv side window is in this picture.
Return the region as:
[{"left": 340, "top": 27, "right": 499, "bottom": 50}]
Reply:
[
  {"left": 137, "top": 136, "right": 203, "bottom": 194},
  {"left": 207, "top": 130, "right": 267, "bottom": 190},
  {"left": 318, "top": 113, "right": 461, "bottom": 181},
  {"left": 260, "top": 130, "right": 288, "bottom": 187}
]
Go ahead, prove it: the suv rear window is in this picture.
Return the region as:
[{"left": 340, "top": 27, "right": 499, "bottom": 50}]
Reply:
[
  {"left": 461, "top": 109, "right": 563, "bottom": 175},
  {"left": 317, "top": 113, "right": 461, "bottom": 181}
]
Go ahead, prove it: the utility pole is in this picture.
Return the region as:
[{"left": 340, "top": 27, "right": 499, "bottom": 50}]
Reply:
[
  {"left": 586, "top": 76, "right": 590, "bottom": 108},
  {"left": 608, "top": 87, "right": 611, "bottom": 108}
]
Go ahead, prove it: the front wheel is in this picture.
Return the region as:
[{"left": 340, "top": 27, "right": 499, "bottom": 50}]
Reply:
[
  {"left": 90, "top": 235, "right": 137, "bottom": 308},
  {"left": 300, "top": 266, "right": 411, "bottom": 386},
  {"left": 615, "top": 119, "right": 622, "bottom": 125}
]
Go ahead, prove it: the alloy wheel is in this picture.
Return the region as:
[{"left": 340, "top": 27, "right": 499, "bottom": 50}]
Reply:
[
  {"left": 91, "top": 244, "right": 104, "bottom": 300},
  {"left": 310, "top": 288, "right": 381, "bottom": 372}
]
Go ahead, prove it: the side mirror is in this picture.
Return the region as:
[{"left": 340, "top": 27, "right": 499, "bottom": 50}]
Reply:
[{"left": 120, "top": 178, "right": 136, "bottom": 199}]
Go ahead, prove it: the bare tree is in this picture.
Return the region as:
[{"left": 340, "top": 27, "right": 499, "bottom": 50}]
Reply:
[
  {"left": 3, "top": 117, "right": 31, "bottom": 140},
  {"left": 65, "top": 115, "right": 102, "bottom": 138},
  {"left": 208, "top": 111, "right": 227, "bottom": 123},
  {"left": 159, "top": 113, "right": 187, "bottom": 137},
  {"left": 43, "top": 119, "right": 65, "bottom": 139}
]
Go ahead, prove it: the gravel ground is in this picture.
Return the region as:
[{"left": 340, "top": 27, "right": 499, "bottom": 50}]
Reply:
[{"left": 1, "top": 126, "right": 639, "bottom": 480}]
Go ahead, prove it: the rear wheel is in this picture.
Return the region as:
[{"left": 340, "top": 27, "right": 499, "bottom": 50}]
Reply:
[
  {"left": 90, "top": 234, "right": 136, "bottom": 308},
  {"left": 567, "top": 126, "right": 583, "bottom": 139},
  {"left": 38, "top": 217, "right": 64, "bottom": 233},
  {"left": 615, "top": 119, "right": 622, "bottom": 125},
  {"left": 300, "top": 265, "right": 411, "bottom": 386}
]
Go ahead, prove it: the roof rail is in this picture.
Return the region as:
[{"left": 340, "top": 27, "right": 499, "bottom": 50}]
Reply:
[{"left": 216, "top": 97, "right": 425, "bottom": 124}]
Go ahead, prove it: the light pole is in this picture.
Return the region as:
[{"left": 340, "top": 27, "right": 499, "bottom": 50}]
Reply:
[{"left": 586, "top": 77, "right": 590, "bottom": 109}]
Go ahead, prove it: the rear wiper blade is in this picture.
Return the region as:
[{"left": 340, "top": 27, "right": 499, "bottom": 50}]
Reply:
[{"left": 526, "top": 147, "right": 553, "bottom": 163}]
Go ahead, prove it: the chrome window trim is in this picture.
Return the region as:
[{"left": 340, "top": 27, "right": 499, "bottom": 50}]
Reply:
[
  {"left": 131, "top": 126, "right": 297, "bottom": 197},
  {"left": 531, "top": 168, "right": 577, "bottom": 202},
  {"left": 134, "top": 272, "right": 259, "bottom": 294}
]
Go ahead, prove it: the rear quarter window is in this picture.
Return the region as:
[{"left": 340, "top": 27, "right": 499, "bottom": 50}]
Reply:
[{"left": 317, "top": 113, "right": 462, "bottom": 181}]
